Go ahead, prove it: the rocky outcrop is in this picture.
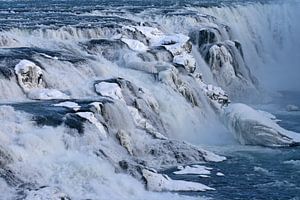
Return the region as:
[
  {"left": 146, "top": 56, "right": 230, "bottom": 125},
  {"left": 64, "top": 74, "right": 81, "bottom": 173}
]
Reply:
[
  {"left": 223, "top": 103, "right": 300, "bottom": 147},
  {"left": 190, "top": 27, "right": 258, "bottom": 99},
  {"left": 14, "top": 59, "right": 69, "bottom": 100}
]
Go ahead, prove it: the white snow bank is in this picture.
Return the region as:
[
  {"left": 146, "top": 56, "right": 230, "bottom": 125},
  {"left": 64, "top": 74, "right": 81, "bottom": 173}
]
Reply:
[
  {"left": 173, "top": 165, "right": 212, "bottom": 175},
  {"left": 54, "top": 101, "right": 81, "bottom": 111},
  {"left": 223, "top": 103, "right": 300, "bottom": 147},
  {"left": 28, "top": 88, "right": 69, "bottom": 100},
  {"left": 142, "top": 169, "right": 214, "bottom": 192}
]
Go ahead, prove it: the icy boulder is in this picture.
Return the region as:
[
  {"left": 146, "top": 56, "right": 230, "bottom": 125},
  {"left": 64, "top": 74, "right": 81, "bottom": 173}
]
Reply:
[
  {"left": 286, "top": 105, "right": 300, "bottom": 112},
  {"left": 94, "top": 81, "right": 125, "bottom": 102},
  {"left": 144, "top": 140, "right": 226, "bottom": 168},
  {"left": 223, "top": 103, "right": 300, "bottom": 147},
  {"left": 15, "top": 59, "right": 69, "bottom": 100},
  {"left": 142, "top": 169, "right": 214, "bottom": 192},
  {"left": 15, "top": 60, "right": 44, "bottom": 92}
]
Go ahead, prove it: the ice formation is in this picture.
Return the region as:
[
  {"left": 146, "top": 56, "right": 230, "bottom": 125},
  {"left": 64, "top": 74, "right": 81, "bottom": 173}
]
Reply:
[
  {"left": 223, "top": 103, "right": 300, "bottom": 147},
  {"left": 173, "top": 165, "right": 212, "bottom": 175},
  {"left": 142, "top": 169, "right": 215, "bottom": 192},
  {"left": 14, "top": 59, "right": 69, "bottom": 100}
]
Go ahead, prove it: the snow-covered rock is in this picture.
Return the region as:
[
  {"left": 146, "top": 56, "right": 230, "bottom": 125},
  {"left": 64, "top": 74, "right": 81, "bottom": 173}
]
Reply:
[
  {"left": 223, "top": 103, "right": 300, "bottom": 147},
  {"left": 14, "top": 59, "right": 69, "bottom": 100},
  {"left": 142, "top": 169, "right": 215, "bottom": 192},
  {"left": 116, "top": 129, "right": 134, "bottom": 155},
  {"left": 15, "top": 59, "right": 44, "bottom": 92},
  {"left": 76, "top": 112, "right": 107, "bottom": 138},
  {"left": 95, "top": 82, "right": 125, "bottom": 102},
  {"left": 173, "top": 52, "right": 196, "bottom": 73},
  {"left": 124, "top": 26, "right": 195, "bottom": 73}
]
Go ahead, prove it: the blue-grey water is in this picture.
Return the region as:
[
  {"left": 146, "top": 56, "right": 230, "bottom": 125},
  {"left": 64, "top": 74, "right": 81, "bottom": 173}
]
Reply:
[
  {"left": 0, "top": 0, "right": 284, "bottom": 30},
  {"left": 165, "top": 92, "right": 300, "bottom": 199}
]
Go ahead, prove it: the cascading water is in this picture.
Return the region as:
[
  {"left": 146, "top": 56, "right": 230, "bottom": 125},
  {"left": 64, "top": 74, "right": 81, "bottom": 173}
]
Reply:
[
  {"left": 0, "top": 0, "right": 300, "bottom": 199},
  {"left": 197, "top": 1, "right": 300, "bottom": 94}
]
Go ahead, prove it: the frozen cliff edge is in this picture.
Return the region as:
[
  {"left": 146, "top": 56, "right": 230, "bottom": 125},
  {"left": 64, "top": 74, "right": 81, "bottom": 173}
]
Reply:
[{"left": 222, "top": 103, "right": 300, "bottom": 147}]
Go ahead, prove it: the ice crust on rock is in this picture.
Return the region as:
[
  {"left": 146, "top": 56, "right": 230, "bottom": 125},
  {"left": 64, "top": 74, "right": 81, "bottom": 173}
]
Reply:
[
  {"left": 116, "top": 129, "right": 134, "bottom": 155},
  {"left": 123, "top": 26, "right": 196, "bottom": 73},
  {"left": 15, "top": 59, "right": 69, "bottom": 100},
  {"left": 15, "top": 59, "right": 44, "bottom": 92},
  {"left": 286, "top": 105, "right": 300, "bottom": 112},
  {"left": 174, "top": 165, "right": 212, "bottom": 175},
  {"left": 223, "top": 103, "right": 300, "bottom": 147},
  {"left": 76, "top": 112, "right": 107, "bottom": 138},
  {"left": 142, "top": 169, "right": 215, "bottom": 192},
  {"left": 95, "top": 82, "right": 125, "bottom": 102},
  {"left": 191, "top": 27, "right": 258, "bottom": 99}
]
